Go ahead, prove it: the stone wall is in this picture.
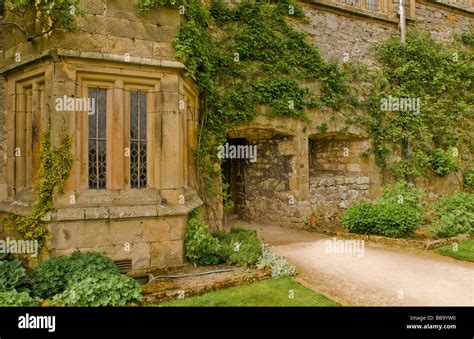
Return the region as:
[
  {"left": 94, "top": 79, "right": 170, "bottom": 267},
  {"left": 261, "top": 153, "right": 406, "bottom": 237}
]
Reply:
[
  {"left": 299, "top": 1, "right": 473, "bottom": 67},
  {"left": 0, "top": 2, "right": 201, "bottom": 274},
  {"left": 414, "top": 1, "right": 473, "bottom": 41},
  {"left": 298, "top": 4, "right": 398, "bottom": 66},
  {"left": 308, "top": 137, "right": 371, "bottom": 228},
  {"left": 48, "top": 215, "right": 187, "bottom": 277},
  {"left": 238, "top": 137, "right": 309, "bottom": 227},
  {"left": 0, "top": 20, "right": 5, "bottom": 201},
  {"left": 2, "top": 0, "right": 180, "bottom": 69},
  {"left": 309, "top": 138, "right": 371, "bottom": 175}
]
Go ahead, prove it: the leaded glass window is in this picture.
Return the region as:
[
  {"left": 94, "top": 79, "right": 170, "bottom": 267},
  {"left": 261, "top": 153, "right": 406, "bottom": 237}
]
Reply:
[
  {"left": 88, "top": 87, "right": 107, "bottom": 189},
  {"left": 366, "top": 0, "right": 379, "bottom": 11},
  {"left": 130, "top": 91, "right": 147, "bottom": 188}
]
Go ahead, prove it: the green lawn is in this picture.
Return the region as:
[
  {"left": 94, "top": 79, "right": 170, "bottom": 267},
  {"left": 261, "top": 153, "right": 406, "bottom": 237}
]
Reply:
[
  {"left": 435, "top": 239, "right": 474, "bottom": 262},
  {"left": 159, "top": 277, "right": 340, "bottom": 306}
]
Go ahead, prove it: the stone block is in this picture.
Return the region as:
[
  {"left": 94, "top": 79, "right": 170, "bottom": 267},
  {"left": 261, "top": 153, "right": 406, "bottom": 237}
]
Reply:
[
  {"left": 77, "top": 220, "right": 109, "bottom": 248},
  {"left": 166, "top": 216, "right": 186, "bottom": 241},
  {"left": 356, "top": 176, "right": 370, "bottom": 184},
  {"left": 107, "top": 220, "right": 144, "bottom": 245},
  {"left": 109, "top": 205, "right": 157, "bottom": 218},
  {"left": 48, "top": 222, "right": 79, "bottom": 250},
  {"left": 81, "top": 0, "right": 106, "bottom": 16},
  {"left": 85, "top": 207, "right": 109, "bottom": 220},
  {"left": 150, "top": 240, "right": 184, "bottom": 268},
  {"left": 143, "top": 219, "right": 169, "bottom": 243}
]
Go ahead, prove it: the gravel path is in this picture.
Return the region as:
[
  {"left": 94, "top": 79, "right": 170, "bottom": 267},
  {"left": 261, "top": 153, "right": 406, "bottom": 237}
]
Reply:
[{"left": 227, "top": 219, "right": 474, "bottom": 306}]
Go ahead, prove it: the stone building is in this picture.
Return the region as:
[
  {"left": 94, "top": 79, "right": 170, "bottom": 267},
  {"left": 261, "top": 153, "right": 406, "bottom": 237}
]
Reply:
[
  {"left": 0, "top": 1, "right": 202, "bottom": 276},
  {"left": 0, "top": 0, "right": 472, "bottom": 275},
  {"left": 223, "top": 0, "right": 473, "bottom": 229}
]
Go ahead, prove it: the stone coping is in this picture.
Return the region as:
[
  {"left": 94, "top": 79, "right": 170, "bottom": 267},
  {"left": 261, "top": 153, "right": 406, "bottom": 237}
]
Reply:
[
  {"left": 47, "top": 195, "right": 203, "bottom": 221},
  {"left": 326, "top": 230, "right": 472, "bottom": 250},
  {"left": 0, "top": 48, "right": 185, "bottom": 74},
  {"left": 0, "top": 193, "right": 203, "bottom": 221}
]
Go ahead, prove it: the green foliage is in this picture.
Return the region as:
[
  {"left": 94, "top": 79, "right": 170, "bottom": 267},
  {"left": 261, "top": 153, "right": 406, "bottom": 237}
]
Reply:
[
  {"left": 342, "top": 200, "right": 423, "bottom": 238},
  {"left": 30, "top": 251, "right": 119, "bottom": 299},
  {"left": 184, "top": 209, "right": 222, "bottom": 265},
  {"left": 459, "top": 29, "right": 474, "bottom": 47},
  {"left": 0, "top": 260, "right": 29, "bottom": 292},
  {"left": 428, "top": 148, "right": 459, "bottom": 176},
  {"left": 184, "top": 210, "right": 265, "bottom": 267},
  {"left": 358, "top": 30, "right": 473, "bottom": 179},
  {"left": 256, "top": 244, "right": 296, "bottom": 278},
  {"left": 463, "top": 168, "right": 474, "bottom": 190},
  {"left": 429, "top": 192, "right": 474, "bottom": 238},
  {"left": 49, "top": 272, "right": 142, "bottom": 306},
  {"left": 11, "top": 133, "right": 73, "bottom": 248},
  {"left": 380, "top": 180, "right": 426, "bottom": 215},
  {"left": 138, "top": 0, "right": 352, "bottom": 209},
  {"left": 0, "top": 290, "right": 40, "bottom": 306},
  {"left": 3, "top": 0, "right": 85, "bottom": 41},
  {"left": 215, "top": 227, "right": 262, "bottom": 267}
]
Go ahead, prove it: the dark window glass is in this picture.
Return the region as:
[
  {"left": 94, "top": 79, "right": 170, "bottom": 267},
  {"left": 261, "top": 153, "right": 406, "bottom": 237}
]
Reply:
[
  {"left": 88, "top": 88, "right": 107, "bottom": 189},
  {"left": 130, "top": 91, "right": 147, "bottom": 188}
]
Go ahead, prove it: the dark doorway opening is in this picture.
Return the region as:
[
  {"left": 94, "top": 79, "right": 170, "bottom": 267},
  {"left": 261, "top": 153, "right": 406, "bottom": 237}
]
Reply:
[{"left": 222, "top": 138, "right": 248, "bottom": 219}]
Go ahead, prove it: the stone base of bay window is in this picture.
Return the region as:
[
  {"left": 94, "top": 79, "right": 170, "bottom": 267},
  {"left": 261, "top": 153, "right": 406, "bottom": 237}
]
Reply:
[
  {"left": 0, "top": 189, "right": 202, "bottom": 278},
  {"left": 46, "top": 216, "right": 186, "bottom": 278}
]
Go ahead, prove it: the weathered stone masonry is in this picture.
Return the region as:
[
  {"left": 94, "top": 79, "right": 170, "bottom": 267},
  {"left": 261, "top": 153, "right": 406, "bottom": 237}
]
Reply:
[
  {"left": 0, "top": 0, "right": 202, "bottom": 276},
  {"left": 225, "top": 0, "right": 473, "bottom": 229},
  {"left": 0, "top": 0, "right": 472, "bottom": 273}
]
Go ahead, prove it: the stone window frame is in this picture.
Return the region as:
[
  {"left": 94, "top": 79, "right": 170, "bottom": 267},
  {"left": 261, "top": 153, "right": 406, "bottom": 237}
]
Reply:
[
  {"left": 76, "top": 72, "right": 160, "bottom": 191},
  {"left": 7, "top": 73, "right": 46, "bottom": 196}
]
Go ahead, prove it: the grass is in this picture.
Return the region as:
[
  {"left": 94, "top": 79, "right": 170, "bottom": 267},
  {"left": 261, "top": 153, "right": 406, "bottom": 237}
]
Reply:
[
  {"left": 159, "top": 277, "right": 340, "bottom": 306},
  {"left": 435, "top": 239, "right": 474, "bottom": 262}
]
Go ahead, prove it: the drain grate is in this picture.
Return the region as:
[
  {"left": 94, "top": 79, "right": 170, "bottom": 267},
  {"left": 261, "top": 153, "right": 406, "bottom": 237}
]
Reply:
[{"left": 114, "top": 259, "right": 132, "bottom": 273}]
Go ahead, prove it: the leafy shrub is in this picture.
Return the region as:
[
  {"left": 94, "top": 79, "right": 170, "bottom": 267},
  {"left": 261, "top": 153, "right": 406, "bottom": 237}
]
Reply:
[
  {"left": 0, "top": 260, "right": 29, "bottom": 292},
  {"left": 30, "top": 251, "right": 119, "bottom": 299},
  {"left": 429, "top": 193, "right": 474, "bottom": 238},
  {"left": 0, "top": 290, "right": 40, "bottom": 306},
  {"left": 463, "top": 168, "right": 474, "bottom": 190},
  {"left": 380, "top": 180, "right": 426, "bottom": 215},
  {"left": 49, "top": 272, "right": 142, "bottom": 306},
  {"left": 342, "top": 181, "right": 425, "bottom": 238},
  {"left": 0, "top": 251, "right": 11, "bottom": 261},
  {"left": 341, "top": 201, "right": 379, "bottom": 234},
  {"left": 216, "top": 228, "right": 262, "bottom": 267},
  {"left": 256, "top": 244, "right": 296, "bottom": 278},
  {"left": 342, "top": 201, "right": 422, "bottom": 238},
  {"left": 460, "top": 29, "right": 474, "bottom": 46},
  {"left": 429, "top": 148, "right": 459, "bottom": 176},
  {"left": 184, "top": 210, "right": 221, "bottom": 265}
]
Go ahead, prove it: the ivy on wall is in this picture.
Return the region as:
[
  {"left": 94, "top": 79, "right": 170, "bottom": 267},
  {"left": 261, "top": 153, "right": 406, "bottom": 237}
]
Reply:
[
  {"left": 138, "top": 0, "right": 353, "bottom": 221},
  {"left": 8, "top": 132, "right": 73, "bottom": 249},
  {"left": 1, "top": 0, "right": 85, "bottom": 41},
  {"left": 353, "top": 29, "right": 473, "bottom": 180}
]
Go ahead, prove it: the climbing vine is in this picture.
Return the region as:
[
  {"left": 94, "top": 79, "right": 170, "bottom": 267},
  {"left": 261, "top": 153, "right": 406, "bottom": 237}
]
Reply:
[
  {"left": 0, "top": 0, "right": 85, "bottom": 41},
  {"left": 9, "top": 132, "right": 73, "bottom": 249},
  {"left": 139, "top": 1, "right": 473, "bottom": 220},
  {"left": 138, "top": 0, "right": 353, "bottom": 222},
  {"left": 352, "top": 29, "right": 473, "bottom": 180}
]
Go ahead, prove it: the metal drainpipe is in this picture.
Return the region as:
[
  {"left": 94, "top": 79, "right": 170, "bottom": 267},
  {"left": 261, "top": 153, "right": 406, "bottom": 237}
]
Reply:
[
  {"left": 399, "top": 0, "right": 407, "bottom": 43},
  {"left": 399, "top": 0, "right": 413, "bottom": 182}
]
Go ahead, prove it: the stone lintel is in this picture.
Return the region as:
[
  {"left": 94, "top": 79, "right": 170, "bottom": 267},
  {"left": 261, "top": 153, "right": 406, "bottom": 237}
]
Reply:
[{"left": 0, "top": 48, "right": 185, "bottom": 75}]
